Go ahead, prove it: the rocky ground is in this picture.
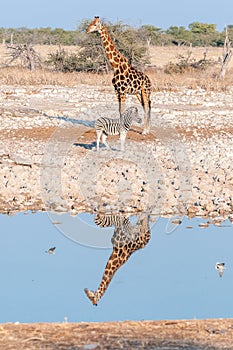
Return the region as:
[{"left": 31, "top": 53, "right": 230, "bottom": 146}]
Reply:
[
  {"left": 0, "top": 84, "right": 232, "bottom": 222},
  {"left": 1, "top": 319, "right": 233, "bottom": 349}
]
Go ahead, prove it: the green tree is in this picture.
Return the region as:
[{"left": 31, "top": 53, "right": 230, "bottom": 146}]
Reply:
[
  {"left": 166, "top": 25, "right": 192, "bottom": 45},
  {"left": 225, "top": 25, "right": 233, "bottom": 42},
  {"left": 188, "top": 22, "right": 222, "bottom": 46},
  {"left": 138, "top": 25, "right": 163, "bottom": 45},
  {"left": 0, "top": 19, "right": 228, "bottom": 50},
  {"left": 188, "top": 22, "right": 217, "bottom": 34}
]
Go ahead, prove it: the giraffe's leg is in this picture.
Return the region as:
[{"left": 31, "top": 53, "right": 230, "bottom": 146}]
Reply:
[
  {"left": 101, "top": 133, "right": 110, "bottom": 150},
  {"left": 136, "top": 92, "right": 143, "bottom": 105},
  {"left": 137, "top": 90, "right": 151, "bottom": 134},
  {"left": 142, "top": 95, "right": 151, "bottom": 135},
  {"left": 117, "top": 93, "right": 126, "bottom": 120},
  {"left": 136, "top": 214, "right": 151, "bottom": 246},
  {"left": 136, "top": 93, "right": 144, "bottom": 133},
  {"left": 120, "top": 132, "right": 126, "bottom": 152},
  {"left": 96, "top": 130, "right": 102, "bottom": 151},
  {"left": 143, "top": 99, "right": 151, "bottom": 135}
]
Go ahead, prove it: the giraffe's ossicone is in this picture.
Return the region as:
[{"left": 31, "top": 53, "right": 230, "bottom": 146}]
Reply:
[{"left": 86, "top": 16, "right": 152, "bottom": 134}]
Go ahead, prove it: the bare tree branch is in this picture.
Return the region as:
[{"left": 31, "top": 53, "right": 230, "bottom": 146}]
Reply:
[
  {"left": 6, "top": 44, "right": 43, "bottom": 70},
  {"left": 219, "top": 26, "right": 232, "bottom": 80}
]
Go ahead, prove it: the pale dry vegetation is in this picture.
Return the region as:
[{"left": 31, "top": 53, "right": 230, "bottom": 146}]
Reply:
[
  {"left": 0, "top": 66, "right": 112, "bottom": 87},
  {"left": 1, "top": 319, "right": 233, "bottom": 350},
  {"left": 0, "top": 44, "right": 232, "bottom": 91}
]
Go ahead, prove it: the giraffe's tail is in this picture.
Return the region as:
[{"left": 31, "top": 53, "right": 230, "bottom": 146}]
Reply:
[{"left": 84, "top": 288, "right": 99, "bottom": 306}]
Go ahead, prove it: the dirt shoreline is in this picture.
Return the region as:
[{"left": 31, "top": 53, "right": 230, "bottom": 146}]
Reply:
[{"left": 1, "top": 319, "right": 233, "bottom": 349}]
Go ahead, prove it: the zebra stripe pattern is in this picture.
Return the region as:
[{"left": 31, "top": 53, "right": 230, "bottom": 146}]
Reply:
[
  {"left": 94, "top": 213, "right": 130, "bottom": 229},
  {"left": 94, "top": 213, "right": 149, "bottom": 247},
  {"left": 95, "top": 106, "right": 141, "bottom": 151}
]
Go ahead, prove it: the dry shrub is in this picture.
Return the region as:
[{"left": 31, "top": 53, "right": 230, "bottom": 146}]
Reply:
[
  {"left": 0, "top": 66, "right": 112, "bottom": 87},
  {"left": 0, "top": 65, "right": 233, "bottom": 92},
  {"left": 1, "top": 44, "right": 233, "bottom": 91},
  {"left": 148, "top": 65, "right": 233, "bottom": 91},
  {"left": 163, "top": 50, "right": 217, "bottom": 74}
]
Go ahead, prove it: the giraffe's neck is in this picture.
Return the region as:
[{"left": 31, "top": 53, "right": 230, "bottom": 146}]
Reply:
[
  {"left": 95, "top": 247, "right": 129, "bottom": 301},
  {"left": 96, "top": 217, "right": 151, "bottom": 301},
  {"left": 84, "top": 247, "right": 128, "bottom": 305},
  {"left": 85, "top": 215, "right": 151, "bottom": 305},
  {"left": 99, "top": 26, "right": 128, "bottom": 70}
]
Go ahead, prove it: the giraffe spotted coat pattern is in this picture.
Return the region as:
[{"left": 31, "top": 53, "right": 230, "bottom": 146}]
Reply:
[
  {"left": 84, "top": 214, "right": 151, "bottom": 305},
  {"left": 86, "top": 16, "right": 152, "bottom": 134}
]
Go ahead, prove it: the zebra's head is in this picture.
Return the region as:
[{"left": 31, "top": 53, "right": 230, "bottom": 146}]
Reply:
[{"left": 125, "top": 106, "right": 142, "bottom": 124}]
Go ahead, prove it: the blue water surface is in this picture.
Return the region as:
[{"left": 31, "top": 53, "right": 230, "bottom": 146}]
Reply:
[{"left": 0, "top": 212, "right": 232, "bottom": 323}]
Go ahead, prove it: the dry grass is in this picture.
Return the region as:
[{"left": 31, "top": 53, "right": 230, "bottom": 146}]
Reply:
[
  {"left": 0, "top": 44, "right": 233, "bottom": 91},
  {"left": 1, "top": 66, "right": 232, "bottom": 92},
  {"left": 1, "top": 44, "right": 227, "bottom": 68},
  {"left": 0, "top": 66, "right": 112, "bottom": 87},
  {"left": 150, "top": 67, "right": 233, "bottom": 91},
  {"left": 0, "top": 319, "right": 233, "bottom": 349},
  {"left": 148, "top": 45, "right": 227, "bottom": 68}
]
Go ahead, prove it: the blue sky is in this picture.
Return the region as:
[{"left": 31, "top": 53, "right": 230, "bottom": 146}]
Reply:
[{"left": 0, "top": 0, "right": 232, "bottom": 31}]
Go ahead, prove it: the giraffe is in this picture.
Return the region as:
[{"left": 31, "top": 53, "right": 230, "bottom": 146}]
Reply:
[
  {"left": 84, "top": 213, "right": 151, "bottom": 305},
  {"left": 86, "top": 16, "right": 152, "bottom": 134}
]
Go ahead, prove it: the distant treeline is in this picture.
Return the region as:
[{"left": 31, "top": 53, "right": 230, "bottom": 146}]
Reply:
[{"left": 1, "top": 19, "right": 233, "bottom": 47}]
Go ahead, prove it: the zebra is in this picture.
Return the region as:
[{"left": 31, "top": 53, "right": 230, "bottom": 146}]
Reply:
[
  {"left": 94, "top": 213, "right": 130, "bottom": 230},
  {"left": 95, "top": 106, "right": 142, "bottom": 151}
]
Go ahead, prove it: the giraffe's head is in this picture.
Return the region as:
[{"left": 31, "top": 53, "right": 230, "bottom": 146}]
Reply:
[{"left": 86, "top": 16, "right": 102, "bottom": 34}]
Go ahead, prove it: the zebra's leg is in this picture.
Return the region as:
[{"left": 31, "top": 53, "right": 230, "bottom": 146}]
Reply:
[
  {"left": 120, "top": 132, "right": 126, "bottom": 152},
  {"left": 101, "top": 133, "right": 110, "bottom": 150},
  {"left": 96, "top": 130, "right": 102, "bottom": 151}
]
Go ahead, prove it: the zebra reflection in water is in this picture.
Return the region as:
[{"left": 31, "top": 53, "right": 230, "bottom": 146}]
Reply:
[{"left": 84, "top": 213, "right": 151, "bottom": 305}]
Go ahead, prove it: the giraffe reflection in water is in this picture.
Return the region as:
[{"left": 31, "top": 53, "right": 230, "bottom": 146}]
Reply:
[{"left": 84, "top": 213, "right": 151, "bottom": 305}]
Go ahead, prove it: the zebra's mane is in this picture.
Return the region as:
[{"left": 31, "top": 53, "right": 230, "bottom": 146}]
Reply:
[{"left": 121, "top": 107, "right": 137, "bottom": 120}]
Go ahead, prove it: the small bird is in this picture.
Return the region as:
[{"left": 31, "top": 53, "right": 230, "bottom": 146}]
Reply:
[
  {"left": 45, "top": 247, "right": 56, "bottom": 255},
  {"left": 215, "top": 262, "right": 225, "bottom": 277}
]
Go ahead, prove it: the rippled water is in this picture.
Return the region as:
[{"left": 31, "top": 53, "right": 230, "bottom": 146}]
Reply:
[{"left": 1, "top": 211, "right": 232, "bottom": 323}]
